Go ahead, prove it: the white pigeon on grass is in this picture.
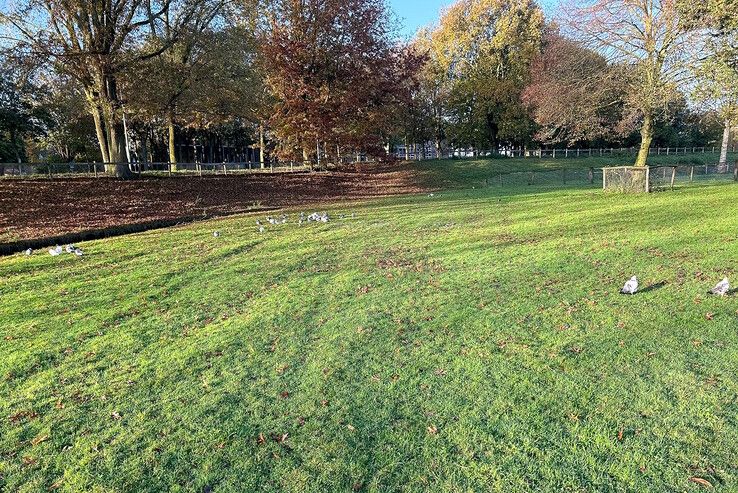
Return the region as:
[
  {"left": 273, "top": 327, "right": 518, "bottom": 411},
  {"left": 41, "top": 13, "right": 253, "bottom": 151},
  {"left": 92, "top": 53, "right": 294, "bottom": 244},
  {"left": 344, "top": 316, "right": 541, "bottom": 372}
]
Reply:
[
  {"left": 620, "top": 276, "right": 639, "bottom": 295},
  {"left": 73, "top": 248, "right": 84, "bottom": 257},
  {"left": 213, "top": 231, "right": 220, "bottom": 238},
  {"left": 49, "top": 245, "right": 62, "bottom": 256},
  {"left": 709, "top": 278, "right": 730, "bottom": 296},
  {"left": 65, "top": 244, "right": 76, "bottom": 254},
  {"left": 24, "top": 248, "right": 33, "bottom": 256},
  {"left": 259, "top": 225, "right": 265, "bottom": 233}
]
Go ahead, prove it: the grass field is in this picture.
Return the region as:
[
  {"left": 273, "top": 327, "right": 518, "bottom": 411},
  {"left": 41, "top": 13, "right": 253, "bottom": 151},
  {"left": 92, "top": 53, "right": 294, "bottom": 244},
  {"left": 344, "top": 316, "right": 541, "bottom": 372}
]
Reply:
[
  {"left": 410, "top": 152, "right": 737, "bottom": 189},
  {"left": 2, "top": 169, "right": 738, "bottom": 491}
]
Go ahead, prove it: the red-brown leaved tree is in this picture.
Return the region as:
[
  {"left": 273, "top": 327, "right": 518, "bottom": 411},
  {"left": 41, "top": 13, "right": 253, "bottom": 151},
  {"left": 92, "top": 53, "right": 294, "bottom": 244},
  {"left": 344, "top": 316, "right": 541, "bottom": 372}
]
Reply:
[{"left": 261, "top": 0, "right": 420, "bottom": 162}]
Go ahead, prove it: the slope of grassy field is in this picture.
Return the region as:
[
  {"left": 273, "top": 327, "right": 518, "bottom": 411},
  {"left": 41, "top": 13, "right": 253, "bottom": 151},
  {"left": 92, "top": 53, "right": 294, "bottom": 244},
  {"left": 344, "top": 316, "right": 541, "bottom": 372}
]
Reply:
[
  {"left": 410, "top": 152, "right": 736, "bottom": 189},
  {"left": 2, "top": 178, "right": 738, "bottom": 492}
]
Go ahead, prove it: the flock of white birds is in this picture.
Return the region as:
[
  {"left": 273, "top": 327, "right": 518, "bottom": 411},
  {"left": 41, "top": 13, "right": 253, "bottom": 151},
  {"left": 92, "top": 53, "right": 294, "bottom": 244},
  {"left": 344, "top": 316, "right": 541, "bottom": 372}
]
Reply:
[
  {"left": 20, "top": 211, "right": 732, "bottom": 299},
  {"left": 620, "top": 275, "right": 731, "bottom": 296},
  {"left": 24, "top": 244, "right": 84, "bottom": 257}
]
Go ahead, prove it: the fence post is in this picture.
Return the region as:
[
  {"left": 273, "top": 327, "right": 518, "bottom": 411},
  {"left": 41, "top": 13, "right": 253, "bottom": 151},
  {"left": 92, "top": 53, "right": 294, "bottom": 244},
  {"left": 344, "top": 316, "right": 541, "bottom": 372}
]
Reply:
[
  {"left": 93, "top": 161, "right": 98, "bottom": 179},
  {"left": 734, "top": 161, "right": 738, "bottom": 181},
  {"left": 670, "top": 167, "right": 676, "bottom": 190},
  {"left": 198, "top": 162, "right": 203, "bottom": 177},
  {"left": 690, "top": 166, "right": 694, "bottom": 182},
  {"left": 589, "top": 167, "right": 594, "bottom": 184},
  {"left": 529, "top": 172, "right": 534, "bottom": 185},
  {"left": 562, "top": 168, "right": 566, "bottom": 184},
  {"left": 223, "top": 163, "right": 227, "bottom": 175}
]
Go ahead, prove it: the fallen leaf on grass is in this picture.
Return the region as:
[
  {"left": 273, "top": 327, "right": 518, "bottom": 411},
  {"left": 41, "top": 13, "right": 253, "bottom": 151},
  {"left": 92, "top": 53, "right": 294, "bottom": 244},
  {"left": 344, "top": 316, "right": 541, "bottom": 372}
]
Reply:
[
  {"left": 22, "top": 456, "right": 37, "bottom": 466},
  {"left": 257, "top": 433, "right": 266, "bottom": 445},
  {"left": 705, "top": 313, "right": 714, "bottom": 321},
  {"left": 31, "top": 434, "right": 49, "bottom": 446},
  {"left": 617, "top": 428, "right": 624, "bottom": 442},
  {"left": 48, "top": 478, "right": 63, "bottom": 490},
  {"left": 111, "top": 411, "right": 121, "bottom": 420},
  {"left": 9, "top": 410, "right": 38, "bottom": 424},
  {"left": 427, "top": 425, "right": 438, "bottom": 435},
  {"left": 689, "top": 477, "right": 713, "bottom": 488},
  {"left": 347, "top": 424, "right": 356, "bottom": 432}
]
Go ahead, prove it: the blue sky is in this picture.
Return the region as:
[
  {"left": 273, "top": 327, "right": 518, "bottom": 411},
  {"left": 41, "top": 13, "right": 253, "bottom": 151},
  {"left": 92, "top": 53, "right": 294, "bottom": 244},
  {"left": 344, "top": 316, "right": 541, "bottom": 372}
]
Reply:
[
  {"left": 388, "top": 0, "right": 451, "bottom": 37},
  {"left": 388, "top": 0, "right": 559, "bottom": 38}
]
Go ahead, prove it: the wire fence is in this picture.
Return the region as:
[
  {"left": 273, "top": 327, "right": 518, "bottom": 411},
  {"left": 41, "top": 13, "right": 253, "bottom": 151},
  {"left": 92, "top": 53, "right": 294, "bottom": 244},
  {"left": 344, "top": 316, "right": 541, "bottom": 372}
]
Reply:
[
  {"left": 0, "top": 161, "right": 316, "bottom": 178},
  {"left": 477, "top": 163, "right": 738, "bottom": 190}
]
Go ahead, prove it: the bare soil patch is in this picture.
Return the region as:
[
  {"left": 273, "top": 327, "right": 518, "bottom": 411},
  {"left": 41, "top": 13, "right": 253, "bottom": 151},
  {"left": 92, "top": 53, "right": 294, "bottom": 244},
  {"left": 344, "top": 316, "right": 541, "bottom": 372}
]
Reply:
[{"left": 0, "top": 163, "right": 429, "bottom": 244}]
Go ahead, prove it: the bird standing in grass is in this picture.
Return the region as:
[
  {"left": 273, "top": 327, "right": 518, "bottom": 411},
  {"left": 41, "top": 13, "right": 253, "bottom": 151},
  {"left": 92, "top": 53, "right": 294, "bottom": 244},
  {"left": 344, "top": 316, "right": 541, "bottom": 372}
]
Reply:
[
  {"left": 24, "top": 248, "right": 33, "bottom": 256},
  {"left": 620, "top": 276, "right": 638, "bottom": 295},
  {"left": 74, "top": 248, "right": 84, "bottom": 257},
  {"left": 259, "top": 225, "right": 265, "bottom": 233},
  {"left": 49, "top": 245, "right": 62, "bottom": 256},
  {"left": 709, "top": 278, "right": 730, "bottom": 296},
  {"left": 65, "top": 244, "right": 76, "bottom": 254},
  {"left": 213, "top": 231, "right": 220, "bottom": 238}
]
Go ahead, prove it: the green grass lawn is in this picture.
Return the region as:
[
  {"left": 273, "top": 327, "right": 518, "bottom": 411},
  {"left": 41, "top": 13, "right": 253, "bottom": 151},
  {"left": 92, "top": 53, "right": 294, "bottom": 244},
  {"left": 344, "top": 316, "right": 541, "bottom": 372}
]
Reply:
[{"left": 2, "top": 178, "right": 738, "bottom": 492}]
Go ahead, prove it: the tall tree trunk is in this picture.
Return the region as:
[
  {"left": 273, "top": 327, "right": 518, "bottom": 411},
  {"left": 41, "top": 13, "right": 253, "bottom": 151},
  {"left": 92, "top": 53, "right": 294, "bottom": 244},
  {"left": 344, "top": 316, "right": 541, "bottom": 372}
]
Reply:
[
  {"left": 167, "top": 113, "right": 177, "bottom": 171},
  {"left": 719, "top": 119, "right": 730, "bottom": 172},
  {"left": 101, "top": 76, "right": 132, "bottom": 178},
  {"left": 634, "top": 113, "right": 654, "bottom": 167},
  {"left": 11, "top": 129, "right": 22, "bottom": 163},
  {"left": 106, "top": 121, "right": 129, "bottom": 176},
  {"left": 435, "top": 137, "right": 442, "bottom": 160},
  {"left": 259, "top": 123, "right": 265, "bottom": 169},
  {"left": 303, "top": 147, "right": 310, "bottom": 168},
  {"left": 90, "top": 103, "right": 111, "bottom": 164}
]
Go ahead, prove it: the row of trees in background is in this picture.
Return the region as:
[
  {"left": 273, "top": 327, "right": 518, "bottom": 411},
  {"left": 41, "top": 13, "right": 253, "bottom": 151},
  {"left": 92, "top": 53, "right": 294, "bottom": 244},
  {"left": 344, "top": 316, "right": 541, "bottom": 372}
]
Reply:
[{"left": 1, "top": 0, "right": 737, "bottom": 176}]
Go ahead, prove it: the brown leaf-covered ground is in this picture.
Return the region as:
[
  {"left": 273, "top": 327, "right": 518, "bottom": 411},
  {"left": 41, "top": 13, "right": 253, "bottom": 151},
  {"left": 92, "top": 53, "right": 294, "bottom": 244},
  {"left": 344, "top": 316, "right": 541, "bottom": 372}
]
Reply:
[{"left": 0, "top": 163, "right": 431, "bottom": 244}]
